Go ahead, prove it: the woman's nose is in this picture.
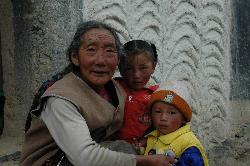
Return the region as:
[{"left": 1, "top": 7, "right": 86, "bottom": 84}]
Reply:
[{"left": 95, "top": 50, "right": 105, "bottom": 64}]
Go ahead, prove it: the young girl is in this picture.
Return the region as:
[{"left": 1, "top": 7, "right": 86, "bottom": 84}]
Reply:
[
  {"left": 115, "top": 40, "right": 159, "bottom": 144},
  {"left": 144, "top": 81, "right": 209, "bottom": 166}
]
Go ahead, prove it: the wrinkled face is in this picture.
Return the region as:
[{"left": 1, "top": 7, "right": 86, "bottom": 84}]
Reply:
[
  {"left": 151, "top": 101, "right": 185, "bottom": 136},
  {"left": 123, "top": 53, "right": 155, "bottom": 90},
  {"left": 71, "top": 28, "right": 119, "bottom": 88}
]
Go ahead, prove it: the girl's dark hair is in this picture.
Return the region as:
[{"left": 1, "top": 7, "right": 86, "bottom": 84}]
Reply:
[
  {"left": 119, "top": 40, "right": 158, "bottom": 76},
  {"left": 25, "top": 20, "right": 122, "bottom": 132}
]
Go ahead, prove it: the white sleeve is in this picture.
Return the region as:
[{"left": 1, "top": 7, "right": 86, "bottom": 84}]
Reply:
[{"left": 40, "top": 97, "right": 136, "bottom": 166}]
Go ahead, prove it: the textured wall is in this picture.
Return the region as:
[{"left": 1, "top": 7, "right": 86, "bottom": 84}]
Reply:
[
  {"left": 0, "top": 0, "right": 83, "bottom": 136},
  {"left": 82, "top": 0, "right": 231, "bottom": 164},
  {"left": 0, "top": 0, "right": 18, "bottom": 136},
  {"left": 1, "top": 0, "right": 250, "bottom": 165}
]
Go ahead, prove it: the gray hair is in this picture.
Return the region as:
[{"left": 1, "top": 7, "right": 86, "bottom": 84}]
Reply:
[{"left": 67, "top": 20, "right": 123, "bottom": 63}]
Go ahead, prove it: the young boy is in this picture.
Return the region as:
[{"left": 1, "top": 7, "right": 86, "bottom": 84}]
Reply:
[{"left": 144, "top": 81, "right": 209, "bottom": 166}]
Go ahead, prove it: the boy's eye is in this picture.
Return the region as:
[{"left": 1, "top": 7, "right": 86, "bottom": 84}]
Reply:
[{"left": 168, "top": 111, "right": 176, "bottom": 115}]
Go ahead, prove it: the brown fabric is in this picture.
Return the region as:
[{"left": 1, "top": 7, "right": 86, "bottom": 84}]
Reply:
[
  {"left": 20, "top": 73, "right": 126, "bottom": 166},
  {"left": 20, "top": 117, "right": 58, "bottom": 166},
  {"left": 43, "top": 150, "right": 73, "bottom": 166}
]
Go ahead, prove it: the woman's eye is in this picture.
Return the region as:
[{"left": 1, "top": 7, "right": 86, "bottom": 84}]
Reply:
[
  {"left": 106, "top": 48, "right": 116, "bottom": 52},
  {"left": 86, "top": 47, "right": 96, "bottom": 52}
]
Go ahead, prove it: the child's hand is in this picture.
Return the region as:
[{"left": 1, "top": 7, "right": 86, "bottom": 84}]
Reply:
[
  {"left": 132, "top": 137, "right": 147, "bottom": 154},
  {"left": 133, "top": 137, "right": 147, "bottom": 147}
]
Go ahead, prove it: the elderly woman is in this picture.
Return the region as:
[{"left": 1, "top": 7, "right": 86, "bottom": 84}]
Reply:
[{"left": 20, "top": 20, "right": 175, "bottom": 166}]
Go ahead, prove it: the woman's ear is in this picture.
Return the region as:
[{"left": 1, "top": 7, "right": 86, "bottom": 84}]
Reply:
[
  {"left": 117, "top": 59, "right": 120, "bottom": 66},
  {"left": 70, "top": 52, "right": 79, "bottom": 66},
  {"left": 116, "top": 59, "right": 120, "bottom": 71}
]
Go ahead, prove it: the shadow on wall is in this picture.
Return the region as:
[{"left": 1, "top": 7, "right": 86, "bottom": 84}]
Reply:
[
  {"left": 231, "top": 0, "right": 250, "bottom": 100},
  {"left": 226, "top": 0, "right": 250, "bottom": 164},
  {"left": 0, "top": 33, "right": 5, "bottom": 135},
  {"left": 230, "top": 0, "right": 250, "bottom": 139}
]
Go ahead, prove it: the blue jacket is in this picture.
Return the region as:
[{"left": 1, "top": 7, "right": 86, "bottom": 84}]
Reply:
[{"left": 176, "top": 146, "right": 204, "bottom": 166}]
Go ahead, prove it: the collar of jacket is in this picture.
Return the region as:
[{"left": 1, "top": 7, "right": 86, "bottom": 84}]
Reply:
[{"left": 146, "top": 123, "right": 191, "bottom": 144}]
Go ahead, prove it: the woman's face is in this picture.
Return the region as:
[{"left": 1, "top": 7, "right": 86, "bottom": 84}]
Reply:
[
  {"left": 71, "top": 28, "right": 119, "bottom": 87},
  {"left": 151, "top": 101, "right": 185, "bottom": 136},
  {"left": 123, "top": 53, "right": 155, "bottom": 90}
]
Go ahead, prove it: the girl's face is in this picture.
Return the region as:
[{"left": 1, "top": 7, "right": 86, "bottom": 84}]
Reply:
[
  {"left": 151, "top": 101, "right": 186, "bottom": 136},
  {"left": 71, "top": 28, "right": 119, "bottom": 88},
  {"left": 123, "top": 53, "right": 156, "bottom": 90}
]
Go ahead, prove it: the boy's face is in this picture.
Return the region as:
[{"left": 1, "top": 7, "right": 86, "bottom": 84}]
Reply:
[
  {"left": 123, "top": 53, "right": 156, "bottom": 90},
  {"left": 151, "top": 101, "right": 186, "bottom": 136}
]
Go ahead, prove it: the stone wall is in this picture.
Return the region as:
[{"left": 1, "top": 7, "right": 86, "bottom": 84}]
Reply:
[
  {"left": 0, "top": 0, "right": 250, "bottom": 165},
  {"left": 0, "top": 0, "right": 83, "bottom": 136},
  {"left": 0, "top": 0, "right": 17, "bottom": 136}
]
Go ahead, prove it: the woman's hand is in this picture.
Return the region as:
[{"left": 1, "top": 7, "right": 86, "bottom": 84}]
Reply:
[{"left": 136, "top": 154, "right": 176, "bottom": 166}]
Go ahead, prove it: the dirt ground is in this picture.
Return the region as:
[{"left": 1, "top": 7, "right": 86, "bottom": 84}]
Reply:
[{"left": 0, "top": 136, "right": 23, "bottom": 166}]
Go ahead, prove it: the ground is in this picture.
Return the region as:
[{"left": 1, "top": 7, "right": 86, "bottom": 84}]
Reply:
[{"left": 0, "top": 136, "right": 23, "bottom": 166}]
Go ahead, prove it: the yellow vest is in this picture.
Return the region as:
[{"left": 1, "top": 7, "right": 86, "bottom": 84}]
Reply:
[{"left": 144, "top": 123, "right": 208, "bottom": 166}]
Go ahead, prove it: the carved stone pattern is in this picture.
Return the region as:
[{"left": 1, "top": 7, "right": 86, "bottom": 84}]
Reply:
[{"left": 81, "top": 0, "right": 231, "bottom": 157}]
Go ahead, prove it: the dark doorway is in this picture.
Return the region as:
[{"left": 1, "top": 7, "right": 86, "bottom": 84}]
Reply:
[
  {"left": 231, "top": 0, "right": 250, "bottom": 100},
  {"left": 0, "top": 32, "right": 4, "bottom": 135}
]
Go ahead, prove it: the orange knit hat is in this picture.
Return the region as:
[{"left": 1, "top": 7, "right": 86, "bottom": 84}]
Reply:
[{"left": 149, "top": 81, "right": 192, "bottom": 122}]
